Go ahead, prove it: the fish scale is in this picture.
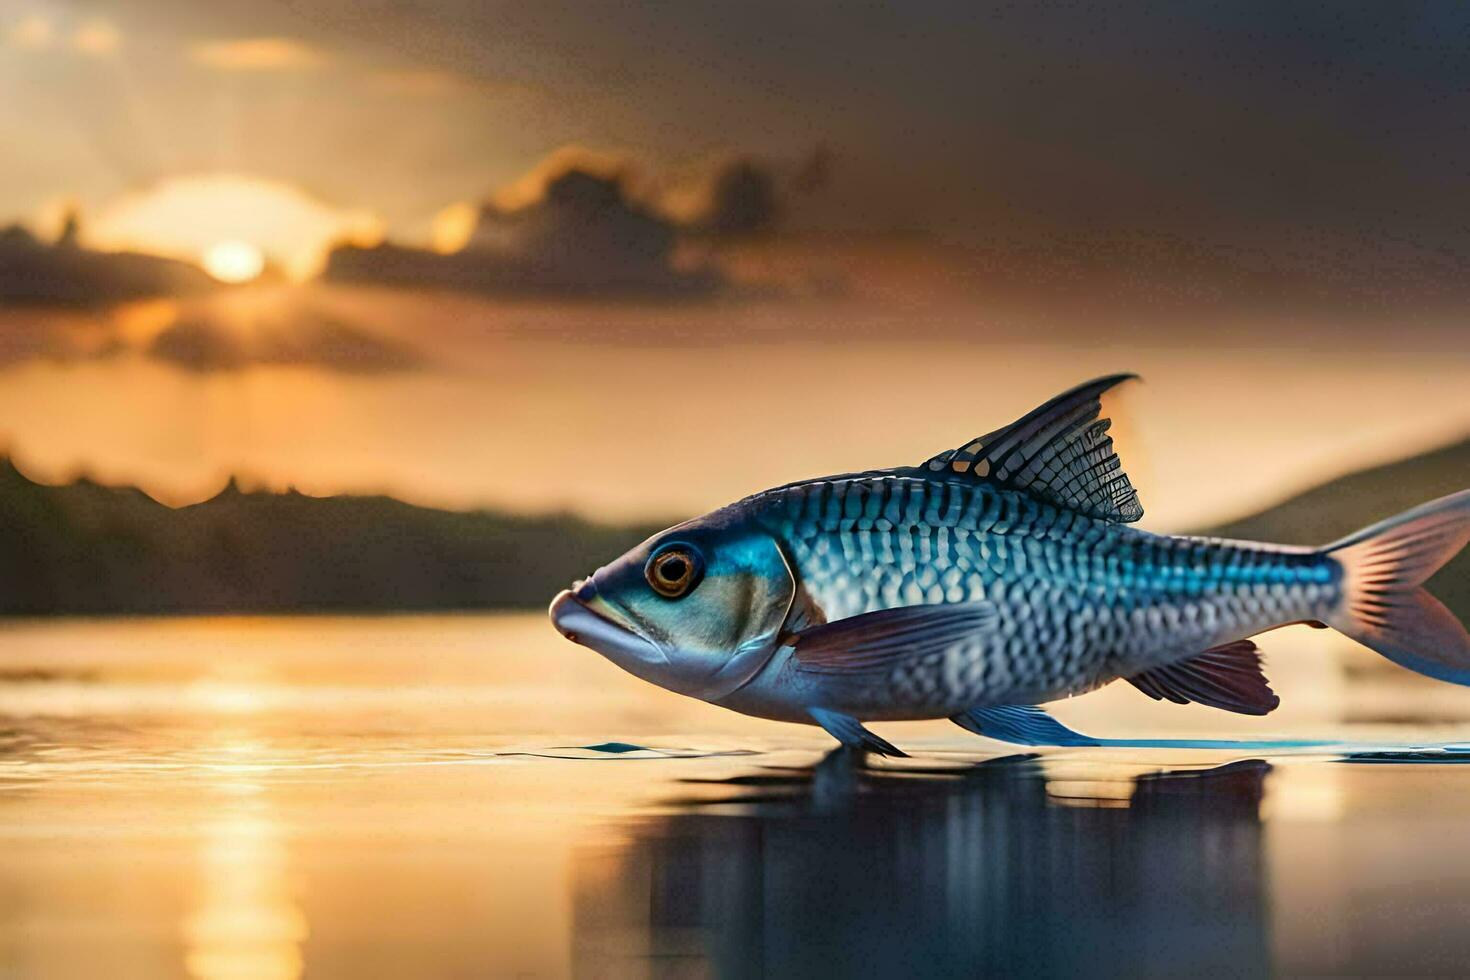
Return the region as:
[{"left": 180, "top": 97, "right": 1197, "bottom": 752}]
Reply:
[{"left": 754, "top": 473, "right": 1338, "bottom": 714}]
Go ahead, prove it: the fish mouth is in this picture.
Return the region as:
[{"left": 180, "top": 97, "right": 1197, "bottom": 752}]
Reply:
[{"left": 548, "top": 583, "right": 667, "bottom": 669}]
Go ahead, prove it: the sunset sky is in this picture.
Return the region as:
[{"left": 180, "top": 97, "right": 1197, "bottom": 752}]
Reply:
[
  {"left": 10, "top": 3, "right": 1470, "bottom": 270},
  {"left": 1, "top": 2, "right": 1468, "bottom": 528}
]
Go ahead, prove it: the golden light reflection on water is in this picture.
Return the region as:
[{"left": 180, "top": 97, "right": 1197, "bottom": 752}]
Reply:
[
  {"left": 179, "top": 732, "right": 305, "bottom": 980},
  {"left": 3, "top": 615, "right": 1470, "bottom": 977},
  {"left": 183, "top": 796, "right": 306, "bottom": 980}
]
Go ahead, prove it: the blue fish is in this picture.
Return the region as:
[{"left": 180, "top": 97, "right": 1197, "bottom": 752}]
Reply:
[{"left": 549, "top": 375, "right": 1470, "bottom": 755}]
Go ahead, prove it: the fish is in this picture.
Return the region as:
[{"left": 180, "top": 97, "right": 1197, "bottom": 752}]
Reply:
[{"left": 548, "top": 375, "right": 1470, "bottom": 755}]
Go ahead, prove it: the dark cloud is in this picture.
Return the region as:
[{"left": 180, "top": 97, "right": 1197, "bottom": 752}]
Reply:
[
  {"left": 684, "top": 159, "right": 779, "bottom": 237},
  {"left": 145, "top": 305, "right": 423, "bottom": 374},
  {"left": 325, "top": 166, "right": 719, "bottom": 298},
  {"left": 0, "top": 216, "right": 215, "bottom": 307},
  {"left": 0, "top": 288, "right": 423, "bottom": 374}
]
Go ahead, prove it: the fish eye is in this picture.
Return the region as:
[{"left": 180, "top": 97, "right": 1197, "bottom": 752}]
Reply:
[{"left": 645, "top": 546, "right": 703, "bottom": 599}]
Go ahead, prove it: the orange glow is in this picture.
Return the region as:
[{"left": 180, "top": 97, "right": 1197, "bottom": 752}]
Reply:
[
  {"left": 88, "top": 174, "right": 381, "bottom": 281},
  {"left": 71, "top": 19, "right": 121, "bottom": 55},
  {"left": 184, "top": 799, "right": 306, "bottom": 980},
  {"left": 110, "top": 299, "right": 180, "bottom": 345},
  {"left": 429, "top": 202, "right": 478, "bottom": 254},
  {"left": 204, "top": 241, "right": 266, "bottom": 283},
  {"left": 188, "top": 37, "right": 326, "bottom": 72}
]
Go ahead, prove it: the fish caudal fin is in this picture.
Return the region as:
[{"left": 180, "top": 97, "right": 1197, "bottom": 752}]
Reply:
[{"left": 1324, "top": 490, "right": 1470, "bottom": 684}]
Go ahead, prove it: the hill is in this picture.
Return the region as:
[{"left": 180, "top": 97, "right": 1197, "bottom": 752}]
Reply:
[{"left": 0, "top": 460, "right": 662, "bottom": 615}]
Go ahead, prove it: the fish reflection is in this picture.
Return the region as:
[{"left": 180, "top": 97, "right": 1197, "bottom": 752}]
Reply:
[{"left": 574, "top": 755, "right": 1271, "bottom": 979}]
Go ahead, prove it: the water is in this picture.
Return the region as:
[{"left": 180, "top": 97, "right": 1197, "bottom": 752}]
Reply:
[{"left": 4, "top": 615, "right": 1470, "bottom": 978}]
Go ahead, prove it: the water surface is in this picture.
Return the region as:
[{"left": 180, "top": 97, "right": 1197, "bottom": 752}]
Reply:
[{"left": 3, "top": 614, "right": 1470, "bottom": 978}]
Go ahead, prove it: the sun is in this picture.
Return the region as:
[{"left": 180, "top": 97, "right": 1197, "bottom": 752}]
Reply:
[
  {"left": 202, "top": 240, "right": 266, "bottom": 283},
  {"left": 87, "top": 174, "right": 382, "bottom": 281}
]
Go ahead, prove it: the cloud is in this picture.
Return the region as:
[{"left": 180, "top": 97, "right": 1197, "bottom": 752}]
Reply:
[
  {"left": 324, "top": 148, "right": 817, "bottom": 299},
  {"left": 489, "top": 145, "right": 630, "bottom": 211},
  {"left": 145, "top": 307, "right": 422, "bottom": 374},
  {"left": 189, "top": 37, "right": 327, "bottom": 72},
  {"left": 0, "top": 287, "right": 423, "bottom": 374},
  {"left": 658, "top": 153, "right": 822, "bottom": 238},
  {"left": 0, "top": 210, "right": 417, "bottom": 374},
  {"left": 0, "top": 217, "right": 215, "bottom": 307},
  {"left": 679, "top": 158, "right": 779, "bottom": 237},
  {"left": 324, "top": 157, "right": 720, "bottom": 298}
]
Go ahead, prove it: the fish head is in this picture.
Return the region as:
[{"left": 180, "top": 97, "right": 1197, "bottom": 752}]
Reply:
[{"left": 549, "top": 510, "right": 794, "bottom": 701}]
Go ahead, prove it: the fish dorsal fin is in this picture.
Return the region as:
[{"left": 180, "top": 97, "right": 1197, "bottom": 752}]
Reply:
[{"left": 922, "top": 374, "right": 1144, "bottom": 523}]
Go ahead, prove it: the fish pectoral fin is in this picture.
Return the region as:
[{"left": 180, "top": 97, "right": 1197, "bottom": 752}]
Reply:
[
  {"left": 920, "top": 374, "right": 1144, "bottom": 524},
  {"left": 789, "top": 601, "right": 999, "bottom": 674},
  {"left": 1126, "top": 640, "right": 1281, "bottom": 716},
  {"left": 950, "top": 704, "right": 1100, "bottom": 746},
  {"left": 808, "top": 707, "right": 908, "bottom": 757}
]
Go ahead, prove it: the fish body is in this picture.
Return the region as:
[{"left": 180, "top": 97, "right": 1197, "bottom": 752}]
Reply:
[
  {"left": 717, "top": 473, "right": 1332, "bottom": 723},
  {"left": 549, "top": 375, "right": 1470, "bottom": 753}
]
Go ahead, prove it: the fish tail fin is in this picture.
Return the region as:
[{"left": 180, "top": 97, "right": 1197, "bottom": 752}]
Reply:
[{"left": 1323, "top": 489, "right": 1470, "bottom": 684}]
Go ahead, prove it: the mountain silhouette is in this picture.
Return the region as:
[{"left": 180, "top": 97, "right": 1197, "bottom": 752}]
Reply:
[{"left": 0, "top": 460, "right": 660, "bottom": 614}]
